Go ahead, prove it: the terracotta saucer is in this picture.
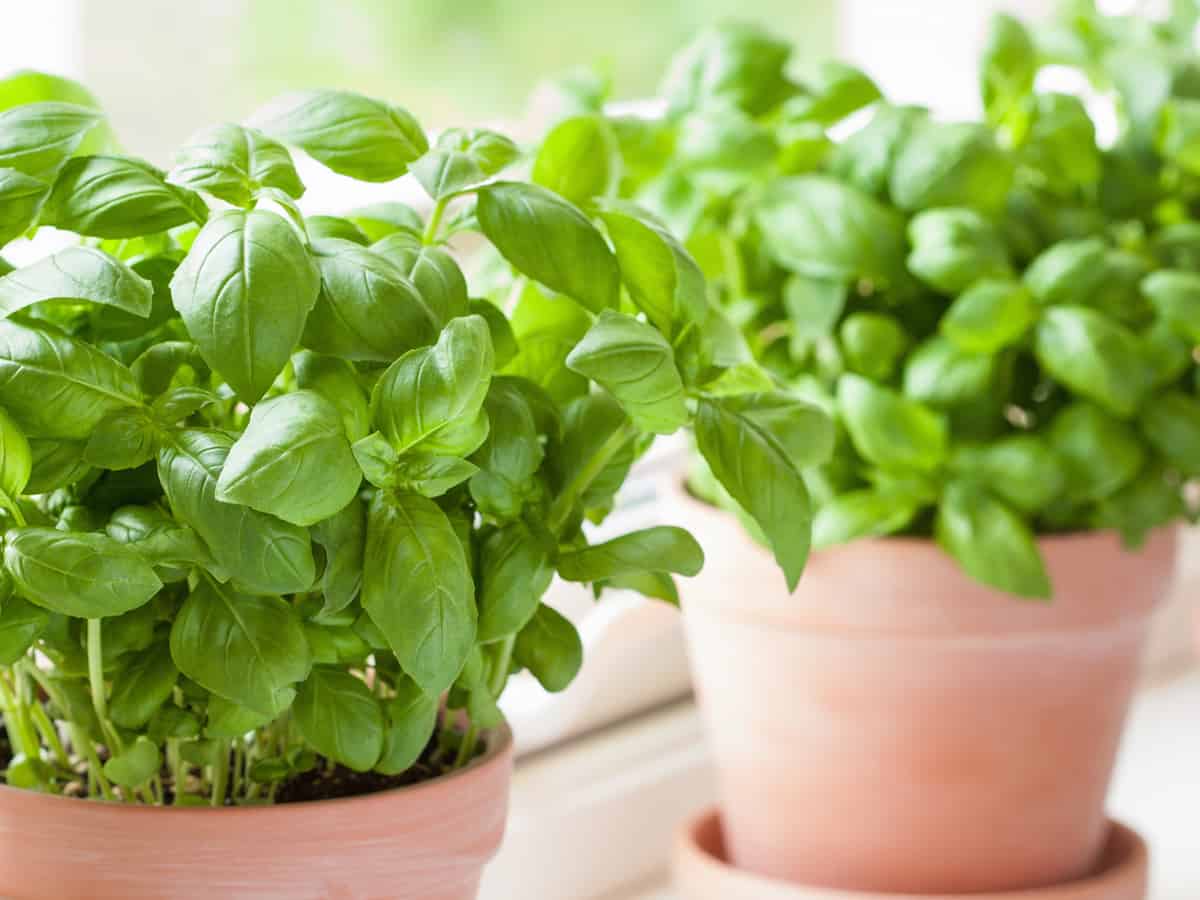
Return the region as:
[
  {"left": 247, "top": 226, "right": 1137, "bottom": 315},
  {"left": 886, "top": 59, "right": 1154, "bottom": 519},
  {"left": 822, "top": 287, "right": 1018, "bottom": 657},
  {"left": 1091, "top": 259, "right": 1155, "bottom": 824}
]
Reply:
[{"left": 673, "top": 809, "right": 1147, "bottom": 900}]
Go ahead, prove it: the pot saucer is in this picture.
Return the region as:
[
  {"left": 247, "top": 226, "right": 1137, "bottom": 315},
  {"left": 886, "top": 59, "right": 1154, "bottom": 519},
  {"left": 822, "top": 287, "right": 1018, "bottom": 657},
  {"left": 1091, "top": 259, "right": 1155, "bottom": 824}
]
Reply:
[{"left": 673, "top": 809, "right": 1147, "bottom": 900}]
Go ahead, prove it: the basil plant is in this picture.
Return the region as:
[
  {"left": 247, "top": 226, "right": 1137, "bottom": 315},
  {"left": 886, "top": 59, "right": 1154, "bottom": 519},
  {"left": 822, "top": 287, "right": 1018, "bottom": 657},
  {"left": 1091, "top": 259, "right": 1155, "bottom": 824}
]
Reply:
[
  {"left": 539, "top": 18, "right": 1200, "bottom": 600},
  {"left": 0, "top": 72, "right": 826, "bottom": 803}
]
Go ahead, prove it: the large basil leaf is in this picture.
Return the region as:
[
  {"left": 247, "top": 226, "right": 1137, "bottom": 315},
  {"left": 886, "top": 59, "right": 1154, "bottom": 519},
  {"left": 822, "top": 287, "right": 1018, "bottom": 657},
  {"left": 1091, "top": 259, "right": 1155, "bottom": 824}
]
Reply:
[
  {"left": 788, "top": 61, "right": 881, "bottom": 126},
  {"left": 171, "top": 208, "right": 319, "bottom": 403},
  {"left": 0, "top": 168, "right": 49, "bottom": 246},
  {"left": 411, "top": 128, "right": 519, "bottom": 200},
  {"left": 554, "top": 393, "right": 636, "bottom": 515},
  {"left": 109, "top": 641, "right": 177, "bottom": 729},
  {"left": 837, "top": 374, "right": 947, "bottom": 471},
  {"left": 476, "top": 522, "right": 554, "bottom": 643},
  {"left": 950, "top": 435, "right": 1066, "bottom": 515},
  {"left": 0, "top": 596, "right": 48, "bottom": 665},
  {"left": 309, "top": 495, "right": 366, "bottom": 622},
  {"left": 292, "top": 350, "right": 370, "bottom": 443},
  {"left": 906, "top": 207, "right": 1010, "bottom": 294},
  {"left": 695, "top": 393, "right": 830, "bottom": 589},
  {"left": 216, "top": 391, "right": 360, "bottom": 527},
  {"left": 890, "top": 121, "right": 1013, "bottom": 214},
  {"left": 840, "top": 312, "right": 908, "bottom": 381},
  {"left": 0, "top": 320, "right": 141, "bottom": 439},
  {"left": 755, "top": 175, "right": 907, "bottom": 284},
  {"left": 903, "top": 337, "right": 996, "bottom": 408},
  {"left": 813, "top": 489, "right": 921, "bottom": 549},
  {"left": 598, "top": 204, "right": 707, "bottom": 336},
  {"left": 363, "top": 491, "right": 475, "bottom": 696},
  {"left": 371, "top": 237, "right": 468, "bottom": 325},
  {"left": 4, "top": 527, "right": 162, "bottom": 618},
  {"left": 468, "top": 378, "right": 544, "bottom": 518},
  {"left": 828, "top": 104, "right": 927, "bottom": 197},
  {"left": 249, "top": 89, "right": 428, "bottom": 182},
  {"left": 1034, "top": 306, "right": 1147, "bottom": 417},
  {"left": 1142, "top": 269, "right": 1200, "bottom": 343},
  {"left": 940, "top": 279, "right": 1036, "bottom": 353},
  {"left": 557, "top": 526, "right": 704, "bottom": 582},
  {"left": 0, "top": 246, "right": 152, "bottom": 320},
  {"left": 0, "top": 405, "right": 30, "bottom": 509},
  {"left": 936, "top": 481, "right": 1050, "bottom": 599},
  {"left": 660, "top": 23, "right": 793, "bottom": 116},
  {"left": 1024, "top": 238, "right": 1108, "bottom": 307},
  {"left": 370, "top": 314, "right": 494, "bottom": 455},
  {"left": 0, "top": 102, "right": 103, "bottom": 182},
  {"left": 533, "top": 115, "right": 616, "bottom": 205},
  {"left": 1140, "top": 390, "right": 1200, "bottom": 477},
  {"left": 476, "top": 181, "right": 619, "bottom": 314},
  {"left": 376, "top": 676, "right": 437, "bottom": 776},
  {"left": 293, "top": 667, "right": 384, "bottom": 773},
  {"left": 565, "top": 310, "right": 687, "bottom": 434},
  {"left": 169, "top": 578, "right": 310, "bottom": 715},
  {"left": 503, "top": 282, "right": 592, "bottom": 403},
  {"left": 168, "top": 123, "right": 303, "bottom": 207},
  {"left": 105, "top": 504, "right": 216, "bottom": 572},
  {"left": 41, "top": 155, "right": 205, "bottom": 238},
  {"left": 157, "top": 429, "right": 315, "bottom": 595},
  {"left": 1048, "top": 403, "right": 1144, "bottom": 502},
  {"left": 302, "top": 239, "right": 440, "bottom": 363}
]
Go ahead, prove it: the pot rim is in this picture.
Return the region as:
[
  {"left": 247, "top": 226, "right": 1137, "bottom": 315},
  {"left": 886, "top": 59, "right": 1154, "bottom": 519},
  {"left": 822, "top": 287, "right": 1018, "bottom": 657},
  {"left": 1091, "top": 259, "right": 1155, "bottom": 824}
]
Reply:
[
  {"left": 674, "top": 808, "right": 1148, "bottom": 899},
  {"left": 0, "top": 721, "right": 513, "bottom": 816}
]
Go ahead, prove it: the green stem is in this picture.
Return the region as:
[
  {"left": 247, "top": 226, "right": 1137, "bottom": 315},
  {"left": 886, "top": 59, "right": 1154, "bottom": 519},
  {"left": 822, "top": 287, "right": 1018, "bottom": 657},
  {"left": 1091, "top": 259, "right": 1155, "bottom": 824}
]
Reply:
[
  {"left": 0, "top": 672, "right": 39, "bottom": 761},
  {"left": 69, "top": 724, "right": 114, "bottom": 802},
  {"left": 720, "top": 234, "right": 746, "bottom": 299},
  {"left": 423, "top": 196, "right": 451, "bottom": 244},
  {"left": 488, "top": 637, "right": 515, "bottom": 698},
  {"left": 230, "top": 738, "right": 244, "bottom": 803},
  {"left": 86, "top": 619, "right": 123, "bottom": 755},
  {"left": 546, "top": 421, "right": 639, "bottom": 535},
  {"left": 210, "top": 742, "right": 230, "bottom": 807},
  {"left": 29, "top": 702, "right": 69, "bottom": 769},
  {"left": 454, "top": 723, "right": 479, "bottom": 769}
]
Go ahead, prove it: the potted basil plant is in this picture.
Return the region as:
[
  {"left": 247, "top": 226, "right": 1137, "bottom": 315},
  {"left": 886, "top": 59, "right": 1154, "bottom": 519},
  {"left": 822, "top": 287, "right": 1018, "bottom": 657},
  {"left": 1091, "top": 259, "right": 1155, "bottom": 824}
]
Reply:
[
  {"left": 0, "top": 71, "right": 824, "bottom": 900},
  {"left": 547, "top": 19, "right": 1198, "bottom": 898}
]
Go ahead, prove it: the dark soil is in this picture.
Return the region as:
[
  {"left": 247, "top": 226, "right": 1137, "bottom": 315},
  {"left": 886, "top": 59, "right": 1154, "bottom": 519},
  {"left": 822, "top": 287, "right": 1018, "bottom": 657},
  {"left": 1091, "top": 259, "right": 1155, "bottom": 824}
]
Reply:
[{"left": 275, "top": 737, "right": 452, "bottom": 804}]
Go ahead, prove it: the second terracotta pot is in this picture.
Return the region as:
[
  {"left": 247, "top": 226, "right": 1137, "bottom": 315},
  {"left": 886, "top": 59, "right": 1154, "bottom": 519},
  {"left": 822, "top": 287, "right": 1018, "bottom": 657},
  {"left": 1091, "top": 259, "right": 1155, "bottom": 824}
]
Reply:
[
  {"left": 668, "top": 484, "right": 1178, "bottom": 894},
  {"left": 0, "top": 725, "right": 513, "bottom": 900}
]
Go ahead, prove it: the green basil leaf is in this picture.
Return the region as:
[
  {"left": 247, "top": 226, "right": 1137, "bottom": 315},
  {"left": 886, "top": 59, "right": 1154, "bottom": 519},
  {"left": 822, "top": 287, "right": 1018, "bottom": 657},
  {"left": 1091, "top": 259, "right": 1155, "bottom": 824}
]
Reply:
[
  {"left": 102, "top": 736, "right": 161, "bottom": 788},
  {"left": 941, "top": 279, "right": 1036, "bottom": 353},
  {"left": 171, "top": 209, "right": 320, "bottom": 404},
  {"left": 565, "top": 310, "right": 687, "bottom": 434},
  {"left": 216, "top": 391, "right": 359, "bottom": 527},
  {"left": 5, "top": 527, "right": 162, "bottom": 617},
  {"left": 557, "top": 526, "right": 704, "bottom": 582},
  {"left": 553, "top": 393, "right": 635, "bottom": 517},
  {"left": 1048, "top": 403, "right": 1145, "bottom": 502},
  {"left": 469, "top": 379, "right": 544, "bottom": 518},
  {"left": 477, "top": 522, "right": 554, "bottom": 643},
  {"left": 0, "top": 246, "right": 153, "bottom": 322},
  {"left": 828, "top": 104, "right": 928, "bottom": 197},
  {"left": 412, "top": 128, "right": 519, "bottom": 200},
  {"left": 903, "top": 337, "right": 996, "bottom": 408},
  {"left": 0, "top": 405, "right": 30, "bottom": 505},
  {"left": 83, "top": 407, "right": 159, "bottom": 471},
  {"left": 514, "top": 603, "right": 582, "bottom": 693},
  {"left": 249, "top": 90, "right": 428, "bottom": 182},
  {"left": 345, "top": 202, "right": 423, "bottom": 243},
  {"left": 532, "top": 115, "right": 616, "bottom": 205},
  {"left": 158, "top": 429, "right": 315, "bottom": 596},
  {"left": 0, "top": 102, "right": 104, "bottom": 181},
  {"left": 0, "top": 71, "right": 115, "bottom": 155},
  {"left": 168, "top": 123, "right": 303, "bottom": 207},
  {"left": 41, "top": 155, "right": 205, "bottom": 238},
  {"left": 292, "top": 350, "right": 370, "bottom": 443},
  {"left": 950, "top": 435, "right": 1066, "bottom": 515},
  {"left": 937, "top": 481, "right": 1050, "bottom": 599},
  {"left": 129, "top": 340, "right": 208, "bottom": 396},
  {"left": 476, "top": 181, "right": 619, "bottom": 314},
  {"left": 0, "top": 596, "right": 46, "bottom": 665},
  {"left": 813, "top": 489, "right": 921, "bottom": 549},
  {"left": 1024, "top": 238, "right": 1109, "bottom": 306},
  {"left": 502, "top": 282, "right": 591, "bottom": 403},
  {"left": 0, "top": 320, "right": 141, "bottom": 439},
  {"left": 676, "top": 107, "right": 777, "bottom": 174},
  {"left": 598, "top": 205, "right": 707, "bottom": 336},
  {"left": 602, "top": 570, "right": 680, "bottom": 605},
  {"left": 1024, "top": 93, "right": 1102, "bottom": 193},
  {"left": 302, "top": 239, "right": 440, "bottom": 363},
  {"left": 1140, "top": 390, "right": 1200, "bottom": 477},
  {"left": 695, "top": 393, "right": 829, "bottom": 589},
  {"left": 25, "top": 439, "right": 88, "bottom": 493},
  {"left": 979, "top": 13, "right": 1036, "bottom": 126},
  {"left": 788, "top": 62, "right": 881, "bottom": 126},
  {"left": 293, "top": 667, "right": 384, "bottom": 773},
  {"left": 840, "top": 312, "right": 909, "bottom": 382},
  {"left": 468, "top": 298, "right": 518, "bottom": 369},
  {"left": 1142, "top": 269, "right": 1200, "bottom": 343},
  {"left": 906, "top": 207, "right": 1010, "bottom": 294},
  {"left": 660, "top": 23, "right": 793, "bottom": 116},
  {"left": 376, "top": 675, "right": 437, "bottom": 776},
  {"left": 1093, "top": 464, "right": 1185, "bottom": 549},
  {"left": 0, "top": 168, "right": 49, "bottom": 246},
  {"left": 1034, "top": 306, "right": 1147, "bottom": 417},
  {"left": 370, "top": 314, "right": 494, "bottom": 455},
  {"left": 170, "top": 578, "right": 310, "bottom": 716},
  {"left": 105, "top": 504, "right": 216, "bottom": 573},
  {"left": 363, "top": 491, "right": 475, "bottom": 696},
  {"left": 755, "top": 175, "right": 907, "bottom": 284},
  {"left": 205, "top": 693, "right": 285, "bottom": 739},
  {"left": 305, "top": 215, "right": 368, "bottom": 245},
  {"left": 109, "top": 640, "right": 177, "bottom": 729},
  {"left": 309, "top": 495, "right": 365, "bottom": 622},
  {"left": 371, "top": 238, "right": 468, "bottom": 325},
  {"left": 890, "top": 121, "right": 1013, "bottom": 214},
  {"left": 838, "top": 374, "right": 947, "bottom": 471}
]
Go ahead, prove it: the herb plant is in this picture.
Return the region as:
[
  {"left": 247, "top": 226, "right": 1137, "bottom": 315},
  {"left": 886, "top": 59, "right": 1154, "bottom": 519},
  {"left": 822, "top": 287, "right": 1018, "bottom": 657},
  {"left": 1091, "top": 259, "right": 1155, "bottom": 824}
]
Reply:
[
  {"left": 0, "top": 71, "right": 825, "bottom": 803},
  {"left": 544, "top": 18, "right": 1200, "bottom": 599}
]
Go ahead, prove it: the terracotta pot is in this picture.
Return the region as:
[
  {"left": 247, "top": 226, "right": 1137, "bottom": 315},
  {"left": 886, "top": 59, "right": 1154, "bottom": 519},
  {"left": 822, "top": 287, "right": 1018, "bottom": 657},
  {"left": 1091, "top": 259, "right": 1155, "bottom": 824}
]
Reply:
[
  {"left": 0, "top": 725, "right": 513, "bottom": 900},
  {"left": 673, "top": 809, "right": 1148, "bottom": 900},
  {"left": 668, "top": 483, "right": 1178, "bottom": 894}
]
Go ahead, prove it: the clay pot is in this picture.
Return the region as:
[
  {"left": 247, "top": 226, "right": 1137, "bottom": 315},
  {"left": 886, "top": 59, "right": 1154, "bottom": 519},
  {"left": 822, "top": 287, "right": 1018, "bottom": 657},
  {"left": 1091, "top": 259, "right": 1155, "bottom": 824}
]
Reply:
[
  {"left": 0, "top": 725, "right": 513, "bottom": 900},
  {"left": 673, "top": 809, "right": 1148, "bottom": 900},
  {"left": 668, "top": 483, "right": 1177, "bottom": 894}
]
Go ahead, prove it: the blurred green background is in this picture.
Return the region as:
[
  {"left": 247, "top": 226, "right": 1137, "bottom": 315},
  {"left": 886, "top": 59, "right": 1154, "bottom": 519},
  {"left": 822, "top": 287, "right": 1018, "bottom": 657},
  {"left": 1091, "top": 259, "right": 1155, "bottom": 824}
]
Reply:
[{"left": 74, "top": 0, "right": 835, "bottom": 162}]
